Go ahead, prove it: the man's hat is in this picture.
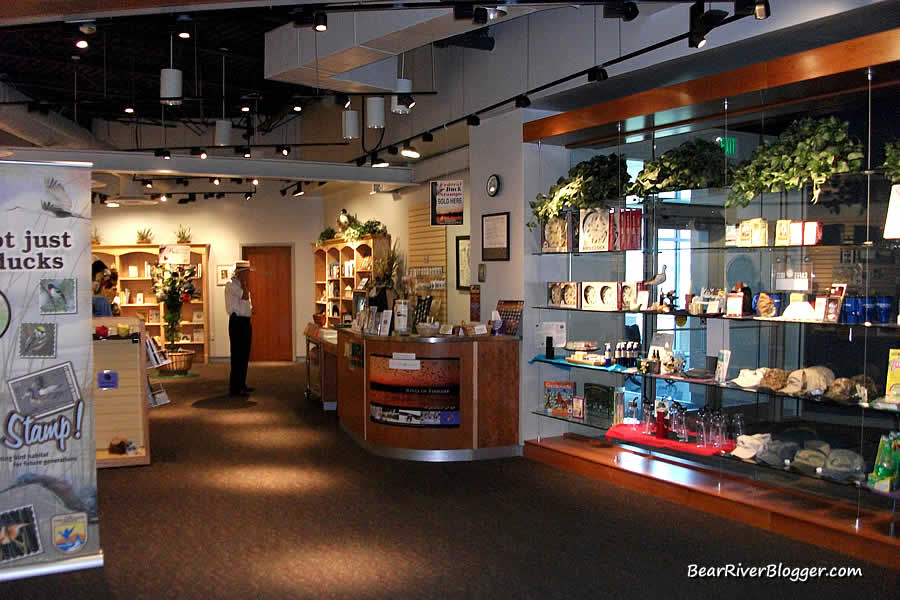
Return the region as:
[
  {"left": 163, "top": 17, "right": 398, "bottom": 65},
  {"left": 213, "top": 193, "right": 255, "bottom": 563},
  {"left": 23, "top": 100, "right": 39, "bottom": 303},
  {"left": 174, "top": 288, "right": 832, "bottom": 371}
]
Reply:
[{"left": 233, "top": 260, "right": 254, "bottom": 272}]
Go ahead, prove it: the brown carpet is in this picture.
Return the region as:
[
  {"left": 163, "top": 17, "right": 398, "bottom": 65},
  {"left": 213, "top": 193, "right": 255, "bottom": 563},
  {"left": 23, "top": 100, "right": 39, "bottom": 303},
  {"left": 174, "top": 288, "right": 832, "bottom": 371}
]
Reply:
[{"left": 4, "top": 363, "right": 897, "bottom": 599}]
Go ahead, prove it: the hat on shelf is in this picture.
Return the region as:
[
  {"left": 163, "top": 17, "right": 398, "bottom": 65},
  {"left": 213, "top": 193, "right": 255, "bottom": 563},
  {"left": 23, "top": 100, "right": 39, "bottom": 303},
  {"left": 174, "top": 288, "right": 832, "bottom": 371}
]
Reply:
[
  {"left": 755, "top": 440, "right": 799, "bottom": 467},
  {"left": 731, "top": 433, "right": 771, "bottom": 460},
  {"left": 805, "top": 439, "right": 832, "bottom": 456},
  {"left": 731, "top": 368, "right": 766, "bottom": 388},
  {"left": 779, "top": 366, "right": 834, "bottom": 396},
  {"left": 791, "top": 448, "right": 828, "bottom": 477},
  {"left": 760, "top": 368, "right": 789, "bottom": 391},
  {"left": 820, "top": 449, "right": 865, "bottom": 483},
  {"left": 824, "top": 378, "right": 856, "bottom": 405}
]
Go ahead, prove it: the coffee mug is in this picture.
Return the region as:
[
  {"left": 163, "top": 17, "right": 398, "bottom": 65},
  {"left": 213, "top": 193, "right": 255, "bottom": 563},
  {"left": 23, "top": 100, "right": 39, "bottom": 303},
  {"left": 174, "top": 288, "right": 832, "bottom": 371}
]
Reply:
[
  {"left": 876, "top": 296, "right": 891, "bottom": 323},
  {"left": 843, "top": 296, "right": 859, "bottom": 324},
  {"left": 862, "top": 296, "right": 876, "bottom": 323}
]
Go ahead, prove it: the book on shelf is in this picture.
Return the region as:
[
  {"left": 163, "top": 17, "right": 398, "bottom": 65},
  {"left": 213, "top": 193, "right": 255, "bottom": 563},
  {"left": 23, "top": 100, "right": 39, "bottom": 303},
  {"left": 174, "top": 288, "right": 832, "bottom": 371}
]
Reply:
[
  {"left": 128, "top": 265, "right": 139, "bottom": 278},
  {"left": 148, "top": 308, "right": 160, "bottom": 322},
  {"left": 584, "top": 383, "right": 615, "bottom": 419},
  {"left": 192, "top": 330, "right": 205, "bottom": 342},
  {"left": 192, "top": 310, "right": 204, "bottom": 323}
]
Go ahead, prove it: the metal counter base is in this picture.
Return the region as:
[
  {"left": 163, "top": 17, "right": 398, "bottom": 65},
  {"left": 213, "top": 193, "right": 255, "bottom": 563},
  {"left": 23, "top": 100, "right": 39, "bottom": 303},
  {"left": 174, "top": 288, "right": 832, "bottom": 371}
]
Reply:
[{"left": 340, "top": 422, "right": 522, "bottom": 462}]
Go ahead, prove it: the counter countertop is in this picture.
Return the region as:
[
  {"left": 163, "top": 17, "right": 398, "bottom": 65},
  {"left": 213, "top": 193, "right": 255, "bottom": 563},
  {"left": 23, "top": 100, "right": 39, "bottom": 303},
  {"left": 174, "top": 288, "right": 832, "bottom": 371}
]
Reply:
[{"left": 337, "top": 330, "right": 520, "bottom": 344}]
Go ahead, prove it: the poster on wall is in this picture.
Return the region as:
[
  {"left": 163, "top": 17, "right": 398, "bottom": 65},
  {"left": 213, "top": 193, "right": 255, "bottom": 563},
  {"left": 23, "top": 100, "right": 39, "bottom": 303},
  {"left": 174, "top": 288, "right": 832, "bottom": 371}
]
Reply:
[
  {"left": 430, "top": 180, "right": 464, "bottom": 226},
  {"left": 0, "top": 161, "right": 102, "bottom": 581}
]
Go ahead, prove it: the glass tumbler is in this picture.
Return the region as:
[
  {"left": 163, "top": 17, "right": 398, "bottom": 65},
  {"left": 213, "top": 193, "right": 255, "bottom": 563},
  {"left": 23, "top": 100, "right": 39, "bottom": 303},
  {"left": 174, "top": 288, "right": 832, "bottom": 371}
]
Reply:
[
  {"left": 731, "top": 413, "right": 745, "bottom": 441},
  {"left": 695, "top": 414, "right": 708, "bottom": 448},
  {"left": 641, "top": 404, "right": 654, "bottom": 435}
]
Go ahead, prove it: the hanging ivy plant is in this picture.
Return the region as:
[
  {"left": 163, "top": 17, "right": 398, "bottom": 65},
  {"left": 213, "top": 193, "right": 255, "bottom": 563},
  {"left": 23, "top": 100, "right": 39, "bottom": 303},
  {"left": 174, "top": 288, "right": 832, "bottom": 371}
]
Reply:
[
  {"left": 345, "top": 219, "right": 388, "bottom": 242},
  {"left": 727, "top": 116, "right": 864, "bottom": 207},
  {"left": 884, "top": 141, "right": 900, "bottom": 183},
  {"left": 628, "top": 139, "right": 734, "bottom": 197},
  {"left": 527, "top": 153, "right": 629, "bottom": 230}
]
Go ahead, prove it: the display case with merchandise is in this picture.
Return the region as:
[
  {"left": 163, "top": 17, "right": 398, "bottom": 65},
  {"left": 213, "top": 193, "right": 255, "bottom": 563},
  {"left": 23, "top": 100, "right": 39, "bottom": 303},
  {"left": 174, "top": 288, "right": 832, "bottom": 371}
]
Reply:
[{"left": 522, "top": 43, "right": 900, "bottom": 566}]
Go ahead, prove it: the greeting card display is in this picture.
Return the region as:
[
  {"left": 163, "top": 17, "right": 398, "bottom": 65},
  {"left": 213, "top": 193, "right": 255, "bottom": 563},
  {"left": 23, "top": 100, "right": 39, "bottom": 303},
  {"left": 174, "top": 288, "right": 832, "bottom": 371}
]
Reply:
[
  {"left": 578, "top": 208, "right": 610, "bottom": 252},
  {"left": 547, "top": 282, "right": 579, "bottom": 309},
  {"left": 543, "top": 381, "right": 575, "bottom": 416},
  {"left": 774, "top": 219, "right": 792, "bottom": 246},
  {"left": 542, "top": 213, "right": 576, "bottom": 253},
  {"left": 581, "top": 282, "right": 619, "bottom": 311}
]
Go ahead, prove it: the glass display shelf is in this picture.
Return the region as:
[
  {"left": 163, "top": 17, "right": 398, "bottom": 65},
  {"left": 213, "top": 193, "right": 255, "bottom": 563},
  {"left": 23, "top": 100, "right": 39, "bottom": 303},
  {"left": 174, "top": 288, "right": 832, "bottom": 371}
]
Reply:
[
  {"left": 531, "top": 353, "right": 900, "bottom": 416},
  {"left": 531, "top": 242, "right": 898, "bottom": 256},
  {"left": 531, "top": 305, "right": 900, "bottom": 329},
  {"left": 531, "top": 409, "right": 614, "bottom": 433}
]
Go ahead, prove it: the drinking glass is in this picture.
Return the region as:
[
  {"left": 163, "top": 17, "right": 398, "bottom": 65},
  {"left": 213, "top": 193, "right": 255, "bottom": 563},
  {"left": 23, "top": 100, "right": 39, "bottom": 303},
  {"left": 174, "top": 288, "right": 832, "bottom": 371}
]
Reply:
[
  {"left": 695, "top": 414, "right": 708, "bottom": 448},
  {"left": 731, "top": 413, "right": 745, "bottom": 441},
  {"left": 712, "top": 413, "right": 726, "bottom": 448},
  {"left": 641, "top": 404, "right": 655, "bottom": 435}
]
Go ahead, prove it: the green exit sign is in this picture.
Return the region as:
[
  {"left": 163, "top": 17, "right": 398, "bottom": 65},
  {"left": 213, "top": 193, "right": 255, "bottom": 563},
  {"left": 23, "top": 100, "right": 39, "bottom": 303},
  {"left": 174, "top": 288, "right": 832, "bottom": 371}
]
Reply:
[{"left": 718, "top": 136, "right": 737, "bottom": 155}]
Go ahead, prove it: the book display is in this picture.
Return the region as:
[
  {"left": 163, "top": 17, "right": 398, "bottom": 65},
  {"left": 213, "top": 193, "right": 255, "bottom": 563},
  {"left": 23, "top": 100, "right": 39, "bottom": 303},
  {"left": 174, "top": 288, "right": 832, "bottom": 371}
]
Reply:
[
  {"left": 523, "top": 49, "right": 900, "bottom": 564},
  {"left": 92, "top": 244, "right": 210, "bottom": 364},
  {"left": 312, "top": 234, "right": 391, "bottom": 328}
]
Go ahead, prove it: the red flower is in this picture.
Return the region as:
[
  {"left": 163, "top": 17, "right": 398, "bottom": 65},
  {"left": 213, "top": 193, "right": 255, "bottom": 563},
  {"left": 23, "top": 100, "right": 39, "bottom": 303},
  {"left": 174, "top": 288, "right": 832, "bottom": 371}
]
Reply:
[{"left": 181, "top": 293, "right": 191, "bottom": 303}]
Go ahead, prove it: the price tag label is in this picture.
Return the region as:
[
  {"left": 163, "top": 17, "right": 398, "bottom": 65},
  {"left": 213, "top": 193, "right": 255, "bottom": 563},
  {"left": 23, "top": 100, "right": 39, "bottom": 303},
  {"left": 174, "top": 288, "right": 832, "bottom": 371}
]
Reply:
[{"left": 389, "top": 359, "right": 421, "bottom": 371}]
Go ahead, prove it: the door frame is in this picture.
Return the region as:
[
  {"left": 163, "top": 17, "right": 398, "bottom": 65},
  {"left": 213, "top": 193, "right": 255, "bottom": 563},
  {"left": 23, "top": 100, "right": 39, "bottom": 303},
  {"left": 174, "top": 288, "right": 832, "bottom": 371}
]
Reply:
[{"left": 241, "top": 242, "right": 296, "bottom": 362}]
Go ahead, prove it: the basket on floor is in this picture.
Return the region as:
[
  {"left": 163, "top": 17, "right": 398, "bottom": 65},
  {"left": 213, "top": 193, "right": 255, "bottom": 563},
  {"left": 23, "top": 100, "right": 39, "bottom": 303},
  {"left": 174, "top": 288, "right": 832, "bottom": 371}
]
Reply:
[{"left": 158, "top": 349, "right": 195, "bottom": 376}]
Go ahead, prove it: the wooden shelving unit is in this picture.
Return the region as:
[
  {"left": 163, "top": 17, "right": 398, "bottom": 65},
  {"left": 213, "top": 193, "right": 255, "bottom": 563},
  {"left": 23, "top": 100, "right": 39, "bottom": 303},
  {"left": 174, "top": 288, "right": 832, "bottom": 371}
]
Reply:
[
  {"left": 312, "top": 234, "right": 391, "bottom": 327},
  {"left": 92, "top": 243, "right": 210, "bottom": 364}
]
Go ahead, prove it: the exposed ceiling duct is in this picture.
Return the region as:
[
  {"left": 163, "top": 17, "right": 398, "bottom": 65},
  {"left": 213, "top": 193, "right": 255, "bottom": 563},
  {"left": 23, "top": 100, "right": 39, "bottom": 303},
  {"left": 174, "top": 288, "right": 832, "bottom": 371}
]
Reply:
[
  {"left": 0, "top": 81, "right": 115, "bottom": 149},
  {"left": 265, "top": 6, "right": 542, "bottom": 93}
]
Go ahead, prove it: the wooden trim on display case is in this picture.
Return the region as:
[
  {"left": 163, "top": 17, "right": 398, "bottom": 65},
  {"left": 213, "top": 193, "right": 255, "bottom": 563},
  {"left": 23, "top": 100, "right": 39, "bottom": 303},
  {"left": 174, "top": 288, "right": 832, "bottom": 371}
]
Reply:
[{"left": 523, "top": 29, "right": 900, "bottom": 143}]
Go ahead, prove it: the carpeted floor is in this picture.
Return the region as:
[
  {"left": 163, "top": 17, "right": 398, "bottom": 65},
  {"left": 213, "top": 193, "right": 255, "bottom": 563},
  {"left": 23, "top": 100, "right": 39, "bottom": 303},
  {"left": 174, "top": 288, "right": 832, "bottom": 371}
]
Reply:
[{"left": 4, "top": 363, "right": 897, "bottom": 599}]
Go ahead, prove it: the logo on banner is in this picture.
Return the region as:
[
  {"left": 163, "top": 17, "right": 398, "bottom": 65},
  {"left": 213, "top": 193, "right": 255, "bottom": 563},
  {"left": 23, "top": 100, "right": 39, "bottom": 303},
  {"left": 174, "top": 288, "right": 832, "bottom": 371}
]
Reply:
[{"left": 52, "top": 513, "right": 87, "bottom": 554}]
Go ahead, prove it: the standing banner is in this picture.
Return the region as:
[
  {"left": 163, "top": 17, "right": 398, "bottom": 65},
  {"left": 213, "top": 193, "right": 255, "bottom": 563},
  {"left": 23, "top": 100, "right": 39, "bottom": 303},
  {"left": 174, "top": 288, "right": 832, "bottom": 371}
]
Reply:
[
  {"left": 430, "top": 180, "right": 464, "bottom": 225},
  {"left": 0, "top": 161, "right": 102, "bottom": 581}
]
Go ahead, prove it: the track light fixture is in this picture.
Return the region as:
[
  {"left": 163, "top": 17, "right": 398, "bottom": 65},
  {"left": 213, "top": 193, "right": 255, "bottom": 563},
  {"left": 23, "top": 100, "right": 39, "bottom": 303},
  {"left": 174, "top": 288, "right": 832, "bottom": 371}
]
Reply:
[
  {"left": 371, "top": 154, "right": 389, "bottom": 168},
  {"left": 176, "top": 15, "right": 192, "bottom": 39},
  {"left": 734, "top": 0, "right": 771, "bottom": 20},
  {"left": 314, "top": 13, "right": 327, "bottom": 32},
  {"left": 398, "top": 94, "right": 415, "bottom": 110},
  {"left": 251, "top": 178, "right": 259, "bottom": 186},
  {"left": 216, "top": 192, "right": 225, "bottom": 199},
  {"left": 175, "top": 178, "right": 189, "bottom": 186},
  {"left": 689, "top": 1, "right": 727, "bottom": 49},
  {"left": 245, "top": 192, "right": 253, "bottom": 201},
  {"left": 387, "top": 145, "right": 399, "bottom": 156},
  {"left": 235, "top": 146, "right": 251, "bottom": 158},
  {"left": 370, "top": 184, "right": 383, "bottom": 195},
  {"left": 241, "top": 105, "right": 250, "bottom": 113},
  {"left": 400, "top": 143, "right": 420, "bottom": 159},
  {"left": 142, "top": 179, "right": 152, "bottom": 189},
  {"left": 515, "top": 95, "right": 531, "bottom": 109},
  {"left": 466, "top": 114, "right": 480, "bottom": 127},
  {"left": 473, "top": 6, "right": 488, "bottom": 25},
  {"left": 106, "top": 201, "right": 120, "bottom": 208},
  {"left": 603, "top": 2, "right": 639, "bottom": 22},
  {"left": 160, "top": 194, "right": 168, "bottom": 202},
  {"left": 422, "top": 131, "right": 434, "bottom": 143},
  {"left": 292, "top": 183, "right": 305, "bottom": 196},
  {"left": 124, "top": 106, "right": 134, "bottom": 114},
  {"left": 154, "top": 149, "right": 171, "bottom": 160},
  {"left": 355, "top": 156, "right": 367, "bottom": 167},
  {"left": 211, "top": 177, "right": 220, "bottom": 186},
  {"left": 276, "top": 145, "right": 291, "bottom": 156},
  {"left": 191, "top": 148, "right": 208, "bottom": 159},
  {"left": 335, "top": 94, "right": 351, "bottom": 109},
  {"left": 75, "top": 40, "right": 88, "bottom": 49},
  {"left": 588, "top": 66, "right": 609, "bottom": 82}
]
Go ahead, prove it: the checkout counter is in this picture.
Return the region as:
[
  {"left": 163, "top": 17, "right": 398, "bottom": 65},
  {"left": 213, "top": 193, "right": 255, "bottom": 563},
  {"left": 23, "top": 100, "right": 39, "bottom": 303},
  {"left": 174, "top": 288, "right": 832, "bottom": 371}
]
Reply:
[{"left": 305, "top": 324, "right": 520, "bottom": 461}]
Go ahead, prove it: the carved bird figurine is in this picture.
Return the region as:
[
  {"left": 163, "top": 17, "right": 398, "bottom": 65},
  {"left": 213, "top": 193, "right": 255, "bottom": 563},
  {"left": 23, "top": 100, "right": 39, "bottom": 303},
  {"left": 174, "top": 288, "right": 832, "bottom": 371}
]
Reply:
[
  {"left": 643, "top": 264, "right": 668, "bottom": 287},
  {"left": 337, "top": 209, "right": 351, "bottom": 232}
]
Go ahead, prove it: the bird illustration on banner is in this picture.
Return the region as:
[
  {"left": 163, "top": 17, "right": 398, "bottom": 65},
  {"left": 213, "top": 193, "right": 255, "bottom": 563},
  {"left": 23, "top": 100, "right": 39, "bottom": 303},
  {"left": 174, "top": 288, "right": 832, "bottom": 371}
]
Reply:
[{"left": 0, "top": 473, "right": 98, "bottom": 522}]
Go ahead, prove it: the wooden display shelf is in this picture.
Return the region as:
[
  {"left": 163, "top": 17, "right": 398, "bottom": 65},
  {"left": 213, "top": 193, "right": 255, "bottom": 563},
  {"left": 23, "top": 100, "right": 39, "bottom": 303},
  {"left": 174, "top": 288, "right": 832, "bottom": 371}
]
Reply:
[
  {"left": 121, "top": 303, "right": 158, "bottom": 307},
  {"left": 312, "top": 234, "right": 391, "bottom": 328},
  {"left": 119, "top": 276, "right": 152, "bottom": 281},
  {"left": 525, "top": 436, "right": 900, "bottom": 569},
  {"left": 96, "top": 447, "right": 149, "bottom": 468}
]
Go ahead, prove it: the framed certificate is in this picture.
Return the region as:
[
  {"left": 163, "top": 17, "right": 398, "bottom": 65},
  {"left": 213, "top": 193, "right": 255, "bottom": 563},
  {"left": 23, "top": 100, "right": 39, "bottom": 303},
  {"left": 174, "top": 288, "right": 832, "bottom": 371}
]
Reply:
[{"left": 482, "top": 212, "right": 510, "bottom": 261}]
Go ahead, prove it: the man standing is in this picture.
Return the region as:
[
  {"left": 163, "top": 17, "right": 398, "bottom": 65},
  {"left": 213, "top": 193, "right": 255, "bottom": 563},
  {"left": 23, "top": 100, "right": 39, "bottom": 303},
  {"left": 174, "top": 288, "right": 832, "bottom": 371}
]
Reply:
[{"left": 225, "top": 260, "right": 254, "bottom": 396}]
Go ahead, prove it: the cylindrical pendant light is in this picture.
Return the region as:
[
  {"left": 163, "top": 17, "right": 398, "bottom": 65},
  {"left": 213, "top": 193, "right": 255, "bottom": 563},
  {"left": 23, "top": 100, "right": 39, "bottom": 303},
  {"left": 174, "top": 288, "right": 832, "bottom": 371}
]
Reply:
[
  {"left": 366, "top": 96, "right": 385, "bottom": 129},
  {"left": 391, "top": 78, "right": 412, "bottom": 115},
  {"left": 342, "top": 109, "right": 360, "bottom": 140},
  {"left": 214, "top": 119, "right": 232, "bottom": 146},
  {"left": 160, "top": 68, "right": 183, "bottom": 105}
]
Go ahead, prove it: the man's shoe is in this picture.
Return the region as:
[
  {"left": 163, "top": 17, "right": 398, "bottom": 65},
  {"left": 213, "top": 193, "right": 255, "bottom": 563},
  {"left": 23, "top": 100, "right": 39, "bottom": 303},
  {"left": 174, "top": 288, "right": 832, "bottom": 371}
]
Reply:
[
  {"left": 241, "top": 386, "right": 256, "bottom": 394},
  {"left": 230, "top": 390, "right": 249, "bottom": 397}
]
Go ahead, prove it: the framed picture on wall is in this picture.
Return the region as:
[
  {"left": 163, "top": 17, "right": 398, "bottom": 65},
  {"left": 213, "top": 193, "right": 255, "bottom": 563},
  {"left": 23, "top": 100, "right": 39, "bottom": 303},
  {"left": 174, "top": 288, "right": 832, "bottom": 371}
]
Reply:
[
  {"left": 455, "top": 236, "right": 471, "bottom": 290},
  {"left": 481, "top": 212, "right": 510, "bottom": 261},
  {"left": 216, "top": 265, "right": 232, "bottom": 286}
]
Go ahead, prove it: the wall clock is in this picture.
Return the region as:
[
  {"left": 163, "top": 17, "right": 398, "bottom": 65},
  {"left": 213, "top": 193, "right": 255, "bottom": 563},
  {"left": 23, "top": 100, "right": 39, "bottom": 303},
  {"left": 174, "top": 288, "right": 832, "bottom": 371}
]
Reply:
[{"left": 486, "top": 174, "right": 500, "bottom": 197}]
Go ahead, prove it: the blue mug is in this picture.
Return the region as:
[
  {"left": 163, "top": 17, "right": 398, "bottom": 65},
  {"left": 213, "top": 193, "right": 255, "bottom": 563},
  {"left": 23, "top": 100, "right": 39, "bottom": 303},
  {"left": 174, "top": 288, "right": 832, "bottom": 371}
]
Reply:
[
  {"left": 876, "top": 296, "right": 891, "bottom": 323},
  {"left": 752, "top": 293, "right": 760, "bottom": 313},
  {"left": 862, "top": 296, "right": 876, "bottom": 323},
  {"left": 843, "top": 296, "right": 859, "bottom": 324}
]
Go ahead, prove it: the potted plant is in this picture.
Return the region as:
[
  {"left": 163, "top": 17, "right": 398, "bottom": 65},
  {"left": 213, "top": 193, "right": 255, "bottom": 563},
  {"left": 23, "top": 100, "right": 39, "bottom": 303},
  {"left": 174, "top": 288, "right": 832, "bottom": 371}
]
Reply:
[
  {"left": 345, "top": 219, "right": 388, "bottom": 242},
  {"left": 727, "top": 116, "right": 864, "bottom": 207},
  {"left": 316, "top": 227, "right": 337, "bottom": 245},
  {"left": 174, "top": 225, "right": 192, "bottom": 243},
  {"left": 528, "top": 153, "right": 629, "bottom": 229},
  {"left": 365, "top": 241, "right": 404, "bottom": 313},
  {"left": 628, "top": 138, "right": 734, "bottom": 197},
  {"left": 883, "top": 141, "right": 900, "bottom": 183},
  {"left": 152, "top": 263, "right": 198, "bottom": 373},
  {"left": 136, "top": 227, "right": 154, "bottom": 244}
]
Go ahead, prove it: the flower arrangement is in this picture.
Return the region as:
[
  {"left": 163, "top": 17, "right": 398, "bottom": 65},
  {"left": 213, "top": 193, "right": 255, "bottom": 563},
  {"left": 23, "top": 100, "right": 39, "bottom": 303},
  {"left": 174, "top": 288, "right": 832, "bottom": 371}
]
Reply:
[{"left": 151, "top": 263, "right": 198, "bottom": 347}]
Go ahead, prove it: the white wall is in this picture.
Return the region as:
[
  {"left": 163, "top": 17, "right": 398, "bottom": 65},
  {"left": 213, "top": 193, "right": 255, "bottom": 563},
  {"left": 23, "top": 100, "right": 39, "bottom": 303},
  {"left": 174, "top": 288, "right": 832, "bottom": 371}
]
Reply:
[
  {"left": 319, "top": 170, "right": 472, "bottom": 324},
  {"left": 91, "top": 180, "right": 323, "bottom": 359}
]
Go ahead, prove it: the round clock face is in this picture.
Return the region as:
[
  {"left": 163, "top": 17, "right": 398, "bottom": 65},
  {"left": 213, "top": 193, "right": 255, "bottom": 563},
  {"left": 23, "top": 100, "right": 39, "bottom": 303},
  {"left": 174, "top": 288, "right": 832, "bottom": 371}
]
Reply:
[
  {"left": 544, "top": 217, "right": 567, "bottom": 249},
  {"left": 581, "top": 210, "right": 608, "bottom": 249},
  {"left": 486, "top": 174, "right": 500, "bottom": 197}
]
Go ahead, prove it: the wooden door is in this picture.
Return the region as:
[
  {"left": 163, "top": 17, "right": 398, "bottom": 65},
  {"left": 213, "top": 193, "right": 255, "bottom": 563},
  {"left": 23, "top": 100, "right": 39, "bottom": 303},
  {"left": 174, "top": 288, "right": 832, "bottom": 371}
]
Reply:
[{"left": 242, "top": 246, "right": 293, "bottom": 361}]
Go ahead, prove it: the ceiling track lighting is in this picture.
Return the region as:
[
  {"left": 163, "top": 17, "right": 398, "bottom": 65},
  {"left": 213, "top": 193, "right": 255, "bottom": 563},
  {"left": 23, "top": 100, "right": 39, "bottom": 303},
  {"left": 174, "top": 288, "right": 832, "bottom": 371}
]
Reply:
[
  {"left": 190, "top": 148, "right": 208, "bottom": 159},
  {"left": 154, "top": 149, "right": 172, "bottom": 160},
  {"left": 485, "top": 7, "right": 508, "bottom": 21},
  {"left": 211, "top": 177, "right": 220, "bottom": 186},
  {"left": 176, "top": 15, "right": 192, "bottom": 39},
  {"left": 387, "top": 145, "right": 399, "bottom": 156},
  {"left": 422, "top": 131, "right": 434, "bottom": 143},
  {"left": 689, "top": 1, "right": 727, "bottom": 49},
  {"left": 473, "top": 6, "right": 488, "bottom": 25},
  {"left": 276, "top": 145, "right": 291, "bottom": 156},
  {"left": 603, "top": 2, "right": 639, "bottom": 22},
  {"left": 244, "top": 192, "right": 253, "bottom": 201},
  {"left": 392, "top": 78, "right": 414, "bottom": 115},
  {"left": 515, "top": 94, "right": 531, "bottom": 109},
  {"left": 734, "top": 0, "right": 771, "bottom": 20},
  {"left": 293, "top": 104, "right": 303, "bottom": 112},
  {"left": 335, "top": 94, "right": 351, "bottom": 109},
  {"left": 342, "top": 109, "right": 360, "bottom": 140},
  {"left": 370, "top": 184, "right": 383, "bottom": 195},
  {"left": 466, "top": 114, "right": 481, "bottom": 127},
  {"left": 251, "top": 178, "right": 259, "bottom": 186},
  {"left": 106, "top": 201, "right": 120, "bottom": 208},
  {"left": 587, "top": 66, "right": 609, "bottom": 82},
  {"left": 400, "top": 143, "right": 420, "bottom": 159},
  {"left": 142, "top": 179, "right": 152, "bottom": 189},
  {"left": 124, "top": 106, "right": 134, "bottom": 114},
  {"left": 314, "top": 13, "right": 327, "bottom": 32},
  {"left": 371, "top": 154, "right": 389, "bottom": 168},
  {"left": 75, "top": 39, "right": 88, "bottom": 49},
  {"left": 292, "top": 182, "right": 305, "bottom": 196},
  {"left": 234, "top": 146, "right": 251, "bottom": 158},
  {"left": 366, "top": 97, "right": 385, "bottom": 129}
]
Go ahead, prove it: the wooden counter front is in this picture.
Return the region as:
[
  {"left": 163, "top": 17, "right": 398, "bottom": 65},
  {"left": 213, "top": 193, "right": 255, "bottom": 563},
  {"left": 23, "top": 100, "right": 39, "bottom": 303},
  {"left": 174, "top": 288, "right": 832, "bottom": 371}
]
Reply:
[{"left": 336, "top": 330, "right": 520, "bottom": 461}]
